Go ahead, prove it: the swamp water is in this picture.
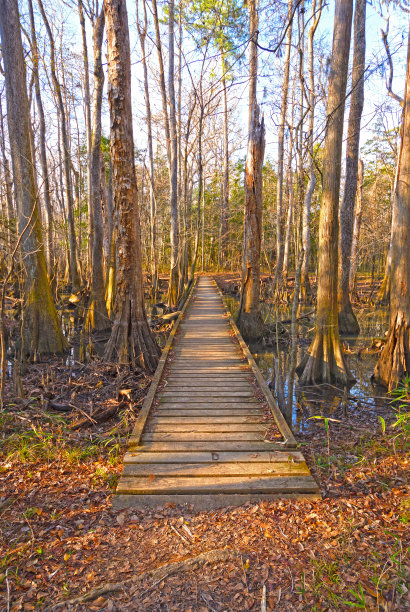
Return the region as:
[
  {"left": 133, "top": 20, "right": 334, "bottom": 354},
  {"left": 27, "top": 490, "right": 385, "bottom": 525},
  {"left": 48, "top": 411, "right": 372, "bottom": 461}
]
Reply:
[{"left": 224, "top": 297, "right": 391, "bottom": 434}]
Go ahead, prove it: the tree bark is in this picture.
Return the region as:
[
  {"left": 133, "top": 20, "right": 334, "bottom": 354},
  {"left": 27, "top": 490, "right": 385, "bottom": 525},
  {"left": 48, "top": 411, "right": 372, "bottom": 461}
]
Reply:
[
  {"left": 0, "top": 96, "right": 14, "bottom": 250},
  {"left": 349, "top": 158, "right": 364, "bottom": 294},
  {"left": 0, "top": 0, "right": 66, "bottom": 354},
  {"left": 167, "top": 0, "right": 179, "bottom": 307},
  {"left": 103, "top": 0, "right": 160, "bottom": 371},
  {"left": 274, "top": 0, "right": 293, "bottom": 289},
  {"left": 297, "top": 0, "right": 354, "bottom": 386},
  {"left": 300, "top": 0, "right": 323, "bottom": 301},
  {"left": 374, "top": 27, "right": 410, "bottom": 390},
  {"left": 28, "top": 0, "right": 53, "bottom": 273},
  {"left": 221, "top": 57, "right": 229, "bottom": 266},
  {"left": 338, "top": 0, "right": 366, "bottom": 335},
  {"left": 237, "top": 102, "right": 265, "bottom": 341},
  {"left": 137, "top": 0, "right": 157, "bottom": 299},
  {"left": 78, "top": 0, "right": 93, "bottom": 279},
  {"left": 85, "top": 8, "right": 109, "bottom": 331}
]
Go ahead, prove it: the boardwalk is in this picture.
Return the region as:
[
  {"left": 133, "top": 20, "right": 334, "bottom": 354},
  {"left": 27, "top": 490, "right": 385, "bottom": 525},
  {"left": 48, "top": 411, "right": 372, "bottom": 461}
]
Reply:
[{"left": 114, "top": 277, "right": 319, "bottom": 509}]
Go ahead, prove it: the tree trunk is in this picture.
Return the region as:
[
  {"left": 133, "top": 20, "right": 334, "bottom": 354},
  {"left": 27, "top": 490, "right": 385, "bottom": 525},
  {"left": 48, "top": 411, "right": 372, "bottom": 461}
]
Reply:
[
  {"left": 0, "top": 96, "right": 15, "bottom": 250},
  {"left": 0, "top": 0, "right": 66, "bottom": 354},
  {"left": 37, "top": 0, "right": 80, "bottom": 291},
  {"left": 237, "top": 101, "right": 265, "bottom": 342},
  {"left": 28, "top": 0, "right": 53, "bottom": 273},
  {"left": 374, "top": 28, "right": 410, "bottom": 390},
  {"left": 273, "top": 0, "right": 293, "bottom": 289},
  {"left": 297, "top": 0, "right": 354, "bottom": 386},
  {"left": 221, "top": 57, "right": 229, "bottom": 266},
  {"left": 300, "top": 0, "right": 323, "bottom": 301},
  {"left": 103, "top": 0, "right": 160, "bottom": 371},
  {"left": 349, "top": 159, "right": 364, "bottom": 294},
  {"left": 375, "top": 159, "right": 400, "bottom": 305},
  {"left": 338, "top": 0, "right": 366, "bottom": 335},
  {"left": 283, "top": 166, "right": 294, "bottom": 283},
  {"left": 137, "top": 0, "right": 157, "bottom": 299},
  {"left": 167, "top": 0, "right": 179, "bottom": 307},
  {"left": 85, "top": 8, "right": 109, "bottom": 331},
  {"left": 78, "top": 0, "right": 93, "bottom": 280}
]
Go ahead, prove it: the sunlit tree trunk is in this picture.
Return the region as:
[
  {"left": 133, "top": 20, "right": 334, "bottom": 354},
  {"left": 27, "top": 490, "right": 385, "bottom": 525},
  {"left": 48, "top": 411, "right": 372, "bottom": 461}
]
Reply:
[
  {"left": 137, "top": 0, "right": 157, "bottom": 298},
  {"left": 283, "top": 166, "right": 294, "bottom": 283},
  {"left": 103, "top": 0, "right": 160, "bottom": 371},
  {"left": 273, "top": 0, "right": 293, "bottom": 289},
  {"left": 338, "top": 0, "right": 366, "bottom": 335},
  {"left": 297, "top": 0, "right": 354, "bottom": 386},
  {"left": 374, "top": 28, "right": 410, "bottom": 389},
  {"left": 300, "top": 0, "right": 322, "bottom": 301},
  {"left": 28, "top": 0, "right": 53, "bottom": 273},
  {"left": 85, "top": 8, "right": 109, "bottom": 331},
  {"left": 0, "top": 0, "right": 66, "bottom": 354},
  {"left": 237, "top": 0, "right": 264, "bottom": 341},
  {"left": 0, "top": 97, "right": 15, "bottom": 250},
  {"left": 237, "top": 102, "right": 265, "bottom": 341},
  {"left": 349, "top": 159, "right": 364, "bottom": 294},
  {"left": 376, "top": 159, "right": 400, "bottom": 305},
  {"left": 221, "top": 55, "right": 229, "bottom": 266},
  {"left": 78, "top": 0, "right": 92, "bottom": 279},
  {"left": 167, "top": 0, "right": 179, "bottom": 307}
]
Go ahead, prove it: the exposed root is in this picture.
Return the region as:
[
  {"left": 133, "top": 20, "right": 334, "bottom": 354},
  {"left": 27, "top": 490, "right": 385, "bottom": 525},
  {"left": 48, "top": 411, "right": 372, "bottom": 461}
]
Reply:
[
  {"left": 50, "top": 547, "right": 237, "bottom": 609},
  {"left": 338, "top": 302, "right": 360, "bottom": 336},
  {"left": 236, "top": 310, "right": 265, "bottom": 342},
  {"left": 373, "top": 312, "right": 410, "bottom": 390},
  {"left": 296, "top": 330, "right": 355, "bottom": 386}
]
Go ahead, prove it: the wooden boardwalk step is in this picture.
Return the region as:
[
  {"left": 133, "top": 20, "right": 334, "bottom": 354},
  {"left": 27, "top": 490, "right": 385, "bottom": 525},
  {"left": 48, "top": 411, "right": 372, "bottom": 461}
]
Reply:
[
  {"left": 123, "top": 462, "right": 310, "bottom": 477},
  {"left": 114, "top": 277, "right": 320, "bottom": 509},
  {"left": 124, "top": 450, "right": 305, "bottom": 463}
]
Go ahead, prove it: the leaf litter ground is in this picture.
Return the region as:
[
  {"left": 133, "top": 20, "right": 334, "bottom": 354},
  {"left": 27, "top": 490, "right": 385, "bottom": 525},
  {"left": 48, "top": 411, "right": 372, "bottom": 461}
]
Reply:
[{"left": 0, "top": 303, "right": 409, "bottom": 611}]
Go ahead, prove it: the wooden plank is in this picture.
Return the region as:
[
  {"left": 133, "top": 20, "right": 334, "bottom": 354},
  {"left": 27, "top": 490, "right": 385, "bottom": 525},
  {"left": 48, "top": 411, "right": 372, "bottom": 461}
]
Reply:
[
  {"left": 159, "top": 398, "right": 259, "bottom": 404},
  {"left": 150, "top": 416, "right": 264, "bottom": 424},
  {"left": 116, "top": 475, "right": 319, "bottom": 495},
  {"left": 141, "top": 432, "right": 268, "bottom": 442},
  {"left": 128, "top": 441, "right": 288, "bottom": 452},
  {"left": 156, "top": 402, "right": 263, "bottom": 409},
  {"left": 154, "top": 410, "right": 264, "bottom": 417},
  {"left": 165, "top": 377, "right": 252, "bottom": 383},
  {"left": 160, "top": 391, "right": 255, "bottom": 399},
  {"left": 113, "top": 492, "right": 321, "bottom": 510},
  {"left": 163, "top": 382, "right": 251, "bottom": 397},
  {"left": 123, "top": 461, "right": 310, "bottom": 477},
  {"left": 164, "top": 381, "right": 252, "bottom": 387},
  {"left": 145, "top": 423, "right": 267, "bottom": 433},
  {"left": 124, "top": 450, "right": 305, "bottom": 463}
]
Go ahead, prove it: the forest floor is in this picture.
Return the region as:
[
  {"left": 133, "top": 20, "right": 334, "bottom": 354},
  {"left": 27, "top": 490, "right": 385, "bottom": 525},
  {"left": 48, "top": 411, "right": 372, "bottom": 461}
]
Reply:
[{"left": 0, "top": 275, "right": 408, "bottom": 611}]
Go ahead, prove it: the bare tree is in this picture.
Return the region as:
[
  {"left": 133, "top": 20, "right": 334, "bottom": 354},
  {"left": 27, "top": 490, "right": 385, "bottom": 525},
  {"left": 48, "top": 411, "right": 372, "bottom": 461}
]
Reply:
[
  {"left": 374, "top": 27, "right": 410, "bottom": 389},
  {"left": 274, "top": 0, "right": 293, "bottom": 291},
  {"left": 300, "top": 0, "right": 323, "bottom": 300},
  {"left": 103, "top": 0, "right": 160, "bottom": 370},
  {"left": 338, "top": 0, "right": 366, "bottom": 335},
  {"left": 297, "top": 0, "right": 354, "bottom": 386},
  {"left": 0, "top": 0, "right": 66, "bottom": 354},
  {"left": 237, "top": 0, "right": 265, "bottom": 341},
  {"left": 37, "top": 0, "right": 81, "bottom": 290},
  {"left": 84, "top": 4, "right": 109, "bottom": 331}
]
